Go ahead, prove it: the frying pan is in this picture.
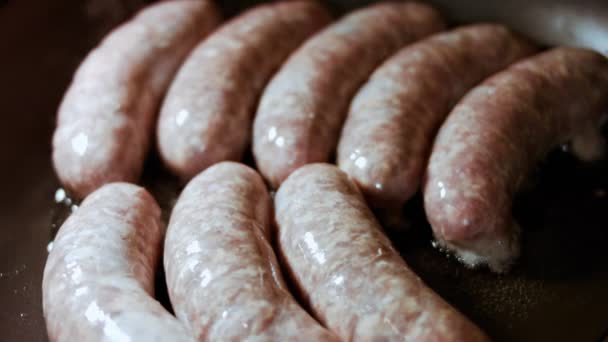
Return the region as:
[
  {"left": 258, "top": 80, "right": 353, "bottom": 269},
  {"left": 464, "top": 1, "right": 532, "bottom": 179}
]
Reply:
[{"left": 1, "top": 0, "right": 607, "bottom": 341}]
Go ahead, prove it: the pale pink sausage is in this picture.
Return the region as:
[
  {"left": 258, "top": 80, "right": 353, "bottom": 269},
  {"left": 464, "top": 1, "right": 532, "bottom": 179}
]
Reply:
[
  {"left": 337, "top": 24, "right": 536, "bottom": 229},
  {"left": 253, "top": 2, "right": 445, "bottom": 188},
  {"left": 52, "top": 0, "right": 220, "bottom": 198},
  {"left": 164, "top": 162, "right": 338, "bottom": 341},
  {"left": 275, "top": 163, "right": 489, "bottom": 341},
  {"left": 43, "top": 183, "right": 193, "bottom": 342},
  {"left": 424, "top": 47, "right": 608, "bottom": 272},
  {"left": 157, "top": 1, "right": 331, "bottom": 181}
]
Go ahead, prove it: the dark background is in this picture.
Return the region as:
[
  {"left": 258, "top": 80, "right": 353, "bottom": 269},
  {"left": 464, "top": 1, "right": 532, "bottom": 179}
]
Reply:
[{"left": 1, "top": 0, "right": 607, "bottom": 341}]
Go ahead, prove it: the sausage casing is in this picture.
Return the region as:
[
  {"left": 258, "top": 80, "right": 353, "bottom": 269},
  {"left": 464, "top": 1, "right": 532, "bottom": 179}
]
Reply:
[
  {"left": 253, "top": 2, "right": 445, "bottom": 188},
  {"left": 43, "top": 183, "right": 193, "bottom": 341},
  {"left": 157, "top": 1, "right": 331, "bottom": 180},
  {"left": 164, "top": 162, "right": 338, "bottom": 341},
  {"left": 275, "top": 163, "right": 489, "bottom": 341},
  {"left": 424, "top": 47, "right": 608, "bottom": 272},
  {"left": 337, "top": 24, "right": 536, "bottom": 228},
  {"left": 52, "top": 0, "right": 220, "bottom": 198}
]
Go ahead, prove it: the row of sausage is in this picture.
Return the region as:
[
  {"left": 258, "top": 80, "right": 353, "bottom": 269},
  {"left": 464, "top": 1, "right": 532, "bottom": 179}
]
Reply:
[
  {"left": 51, "top": 1, "right": 608, "bottom": 276},
  {"left": 43, "top": 162, "right": 490, "bottom": 341}
]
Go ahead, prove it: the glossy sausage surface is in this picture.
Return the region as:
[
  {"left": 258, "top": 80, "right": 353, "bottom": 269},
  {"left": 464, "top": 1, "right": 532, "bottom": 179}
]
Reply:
[
  {"left": 43, "top": 183, "right": 193, "bottom": 342},
  {"left": 275, "top": 163, "right": 489, "bottom": 341},
  {"left": 253, "top": 2, "right": 445, "bottom": 188},
  {"left": 164, "top": 162, "right": 339, "bottom": 341},
  {"left": 52, "top": 0, "right": 220, "bottom": 198},
  {"left": 424, "top": 47, "right": 608, "bottom": 272},
  {"left": 337, "top": 24, "right": 536, "bottom": 229},
  {"left": 158, "top": 1, "right": 331, "bottom": 180}
]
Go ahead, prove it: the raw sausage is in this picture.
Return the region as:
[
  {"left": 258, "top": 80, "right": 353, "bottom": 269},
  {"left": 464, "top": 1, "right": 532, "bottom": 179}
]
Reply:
[
  {"left": 337, "top": 24, "right": 536, "bottom": 229},
  {"left": 52, "top": 0, "right": 220, "bottom": 198},
  {"left": 157, "top": 1, "right": 331, "bottom": 180},
  {"left": 424, "top": 47, "right": 608, "bottom": 272},
  {"left": 164, "top": 162, "right": 338, "bottom": 341},
  {"left": 43, "top": 183, "right": 193, "bottom": 341},
  {"left": 275, "top": 163, "right": 489, "bottom": 341},
  {"left": 253, "top": 2, "right": 445, "bottom": 188}
]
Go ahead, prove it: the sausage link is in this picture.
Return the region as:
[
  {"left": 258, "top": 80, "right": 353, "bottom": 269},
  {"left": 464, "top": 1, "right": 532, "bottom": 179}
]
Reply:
[
  {"left": 157, "top": 1, "right": 331, "bottom": 181},
  {"left": 275, "top": 163, "right": 489, "bottom": 341},
  {"left": 424, "top": 47, "right": 608, "bottom": 272},
  {"left": 43, "top": 183, "right": 193, "bottom": 342},
  {"left": 253, "top": 2, "right": 445, "bottom": 188},
  {"left": 52, "top": 0, "right": 220, "bottom": 198},
  {"left": 337, "top": 24, "right": 537, "bottom": 229},
  {"left": 164, "top": 162, "right": 338, "bottom": 341}
]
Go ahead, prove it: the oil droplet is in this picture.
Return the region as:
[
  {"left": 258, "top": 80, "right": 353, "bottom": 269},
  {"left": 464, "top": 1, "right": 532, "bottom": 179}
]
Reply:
[{"left": 54, "top": 188, "right": 66, "bottom": 203}]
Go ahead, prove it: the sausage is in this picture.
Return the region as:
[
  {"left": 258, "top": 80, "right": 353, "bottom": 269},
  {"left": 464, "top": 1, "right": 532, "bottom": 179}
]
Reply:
[
  {"left": 42, "top": 183, "right": 193, "bottom": 342},
  {"left": 52, "top": 0, "right": 220, "bottom": 198},
  {"left": 424, "top": 47, "right": 608, "bottom": 273},
  {"left": 164, "top": 162, "right": 339, "bottom": 341},
  {"left": 337, "top": 24, "right": 537, "bottom": 230},
  {"left": 253, "top": 2, "right": 445, "bottom": 188},
  {"left": 275, "top": 163, "right": 489, "bottom": 341},
  {"left": 157, "top": 1, "right": 331, "bottom": 181}
]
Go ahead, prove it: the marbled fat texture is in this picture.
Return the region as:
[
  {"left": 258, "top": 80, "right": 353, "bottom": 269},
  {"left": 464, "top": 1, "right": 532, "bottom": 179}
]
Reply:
[
  {"left": 164, "top": 162, "right": 338, "bottom": 341},
  {"left": 424, "top": 47, "right": 608, "bottom": 272},
  {"left": 157, "top": 1, "right": 331, "bottom": 180},
  {"left": 43, "top": 183, "right": 193, "bottom": 341},
  {"left": 253, "top": 2, "right": 446, "bottom": 188},
  {"left": 337, "top": 24, "right": 536, "bottom": 228},
  {"left": 53, "top": 0, "right": 220, "bottom": 198},
  {"left": 275, "top": 163, "right": 489, "bottom": 341}
]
